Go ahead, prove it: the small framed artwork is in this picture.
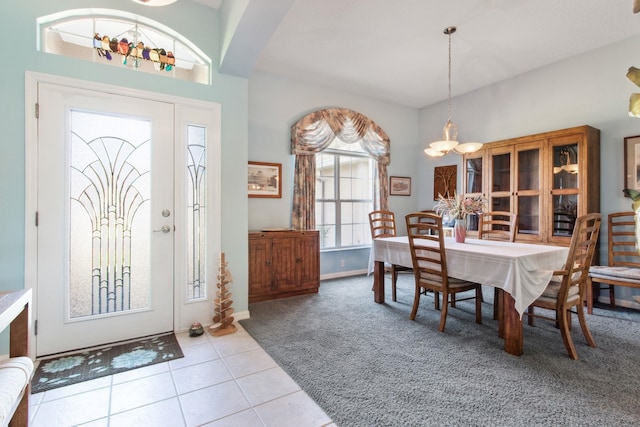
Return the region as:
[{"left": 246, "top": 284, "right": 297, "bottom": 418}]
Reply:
[
  {"left": 248, "top": 161, "right": 282, "bottom": 198},
  {"left": 624, "top": 135, "right": 640, "bottom": 194},
  {"left": 433, "top": 165, "right": 457, "bottom": 200},
  {"left": 390, "top": 176, "right": 411, "bottom": 196}
]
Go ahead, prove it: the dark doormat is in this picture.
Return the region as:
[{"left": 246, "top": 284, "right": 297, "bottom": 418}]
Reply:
[{"left": 31, "top": 332, "right": 183, "bottom": 394}]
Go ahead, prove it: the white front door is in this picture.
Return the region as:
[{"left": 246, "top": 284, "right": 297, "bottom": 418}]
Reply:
[{"left": 36, "top": 83, "right": 175, "bottom": 356}]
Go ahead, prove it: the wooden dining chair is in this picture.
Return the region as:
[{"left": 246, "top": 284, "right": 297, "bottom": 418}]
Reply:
[
  {"left": 405, "top": 212, "right": 482, "bottom": 332},
  {"left": 587, "top": 212, "right": 640, "bottom": 314},
  {"left": 478, "top": 211, "right": 518, "bottom": 242},
  {"left": 478, "top": 211, "right": 518, "bottom": 320},
  {"left": 526, "top": 213, "right": 602, "bottom": 360},
  {"left": 368, "top": 210, "right": 411, "bottom": 302}
]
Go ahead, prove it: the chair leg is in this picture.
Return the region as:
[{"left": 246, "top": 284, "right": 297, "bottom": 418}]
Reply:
[
  {"left": 609, "top": 284, "right": 616, "bottom": 309},
  {"left": 434, "top": 291, "right": 440, "bottom": 311},
  {"left": 557, "top": 307, "right": 578, "bottom": 360},
  {"left": 451, "top": 294, "right": 456, "bottom": 308},
  {"left": 475, "top": 288, "right": 482, "bottom": 325},
  {"left": 438, "top": 293, "right": 449, "bottom": 332},
  {"left": 409, "top": 285, "right": 421, "bottom": 320},
  {"left": 527, "top": 306, "right": 535, "bottom": 326},
  {"left": 585, "top": 277, "right": 593, "bottom": 315},
  {"left": 576, "top": 304, "right": 596, "bottom": 348}
]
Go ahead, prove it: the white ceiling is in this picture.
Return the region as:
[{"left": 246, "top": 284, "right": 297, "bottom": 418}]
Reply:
[{"left": 201, "top": 0, "right": 640, "bottom": 109}]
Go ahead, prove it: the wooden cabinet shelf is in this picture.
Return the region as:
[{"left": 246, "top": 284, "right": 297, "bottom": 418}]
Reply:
[
  {"left": 248, "top": 230, "right": 320, "bottom": 303},
  {"left": 464, "top": 125, "right": 600, "bottom": 245}
]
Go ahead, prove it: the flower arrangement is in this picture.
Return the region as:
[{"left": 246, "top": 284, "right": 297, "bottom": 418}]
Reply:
[{"left": 434, "top": 192, "right": 487, "bottom": 220}]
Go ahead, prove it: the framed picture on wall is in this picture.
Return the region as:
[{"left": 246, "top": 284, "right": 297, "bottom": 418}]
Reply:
[
  {"left": 433, "top": 165, "right": 457, "bottom": 200},
  {"left": 390, "top": 176, "right": 411, "bottom": 196},
  {"left": 248, "top": 161, "right": 282, "bottom": 198},
  {"left": 624, "top": 135, "right": 640, "bottom": 194}
]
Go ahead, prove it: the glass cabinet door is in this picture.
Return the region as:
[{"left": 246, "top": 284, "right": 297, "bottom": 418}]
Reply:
[
  {"left": 489, "top": 149, "right": 513, "bottom": 212},
  {"left": 551, "top": 142, "right": 579, "bottom": 237},
  {"left": 464, "top": 152, "right": 485, "bottom": 233},
  {"left": 515, "top": 146, "right": 541, "bottom": 239},
  {"left": 465, "top": 156, "right": 483, "bottom": 194}
]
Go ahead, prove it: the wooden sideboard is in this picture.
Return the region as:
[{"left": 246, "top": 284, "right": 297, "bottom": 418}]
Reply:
[{"left": 248, "top": 230, "right": 320, "bottom": 303}]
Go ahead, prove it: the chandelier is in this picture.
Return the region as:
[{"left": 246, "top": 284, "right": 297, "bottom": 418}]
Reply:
[
  {"left": 130, "top": 0, "right": 178, "bottom": 6},
  {"left": 424, "top": 27, "right": 482, "bottom": 158}
]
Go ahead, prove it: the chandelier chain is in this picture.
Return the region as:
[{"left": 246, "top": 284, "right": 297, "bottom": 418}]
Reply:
[{"left": 447, "top": 29, "right": 453, "bottom": 121}]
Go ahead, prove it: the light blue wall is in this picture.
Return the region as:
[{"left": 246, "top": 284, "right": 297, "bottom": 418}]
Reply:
[
  {"left": 418, "top": 35, "right": 640, "bottom": 307},
  {"left": 0, "top": 1, "right": 249, "bottom": 351}
]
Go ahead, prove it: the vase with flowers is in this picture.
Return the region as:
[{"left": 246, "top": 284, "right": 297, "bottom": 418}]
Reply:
[{"left": 434, "top": 192, "right": 487, "bottom": 243}]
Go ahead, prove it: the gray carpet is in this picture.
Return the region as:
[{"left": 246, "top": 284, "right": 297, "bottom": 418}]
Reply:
[{"left": 240, "top": 274, "right": 640, "bottom": 427}]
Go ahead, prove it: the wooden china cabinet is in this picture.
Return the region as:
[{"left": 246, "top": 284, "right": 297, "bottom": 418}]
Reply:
[
  {"left": 248, "top": 229, "right": 320, "bottom": 302},
  {"left": 463, "top": 125, "right": 600, "bottom": 246}
]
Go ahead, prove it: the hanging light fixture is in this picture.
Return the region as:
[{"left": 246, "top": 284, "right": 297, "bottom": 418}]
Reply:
[
  {"left": 425, "top": 26, "right": 482, "bottom": 158},
  {"left": 130, "top": 0, "right": 178, "bottom": 6}
]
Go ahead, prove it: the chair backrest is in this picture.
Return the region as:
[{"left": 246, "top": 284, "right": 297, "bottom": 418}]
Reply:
[
  {"left": 478, "top": 211, "right": 518, "bottom": 242},
  {"left": 607, "top": 212, "right": 640, "bottom": 268},
  {"left": 559, "top": 213, "right": 602, "bottom": 301},
  {"left": 405, "top": 212, "right": 448, "bottom": 291},
  {"left": 369, "top": 210, "right": 397, "bottom": 239},
  {"left": 553, "top": 212, "right": 576, "bottom": 236}
]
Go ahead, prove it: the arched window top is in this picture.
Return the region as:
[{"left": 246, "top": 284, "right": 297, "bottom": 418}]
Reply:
[{"left": 37, "top": 9, "right": 212, "bottom": 85}]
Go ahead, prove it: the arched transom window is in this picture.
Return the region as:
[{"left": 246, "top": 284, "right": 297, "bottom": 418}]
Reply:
[{"left": 37, "top": 9, "right": 212, "bottom": 84}]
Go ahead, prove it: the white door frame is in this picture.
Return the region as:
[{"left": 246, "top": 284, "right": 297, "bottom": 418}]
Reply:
[{"left": 25, "top": 71, "right": 221, "bottom": 358}]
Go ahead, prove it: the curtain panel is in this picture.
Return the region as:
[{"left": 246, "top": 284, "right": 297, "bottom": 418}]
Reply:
[{"left": 290, "top": 108, "right": 391, "bottom": 229}]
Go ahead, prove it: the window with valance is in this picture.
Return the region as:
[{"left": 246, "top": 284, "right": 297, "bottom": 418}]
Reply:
[{"left": 290, "top": 108, "right": 391, "bottom": 240}]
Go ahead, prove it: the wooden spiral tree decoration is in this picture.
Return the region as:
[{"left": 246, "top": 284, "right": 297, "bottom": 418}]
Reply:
[{"left": 209, "top": 252, "right": 237, "bottom": 336}]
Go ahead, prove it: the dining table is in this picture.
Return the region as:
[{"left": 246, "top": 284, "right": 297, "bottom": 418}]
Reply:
[{"left": 369, "top": 236, "right": 570, "bottom": 356}]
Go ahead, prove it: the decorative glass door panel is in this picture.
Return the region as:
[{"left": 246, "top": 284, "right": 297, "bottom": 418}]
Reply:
[
  {"left": 37, "top": 83, "right": 174, "bottom": 356},
  {"left": 187, "top": 125, "right": 207, "bottom": 300},
  {"left": 69, "top": 111, "right": 152, "bottom": 317}
]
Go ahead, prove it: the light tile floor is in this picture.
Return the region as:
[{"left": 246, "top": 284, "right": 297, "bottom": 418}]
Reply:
[{"left": 29, "top": 324, "right": 335, "bottom": 427}]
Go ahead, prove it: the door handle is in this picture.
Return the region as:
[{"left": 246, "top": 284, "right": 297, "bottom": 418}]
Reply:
[{"left": 153, "top": 225, "right": 172, "bottom": 233}]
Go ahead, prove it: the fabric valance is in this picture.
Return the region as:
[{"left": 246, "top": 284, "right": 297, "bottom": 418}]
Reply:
[{"left": 291, "top": 108, "right": 390, "bottom": 165}]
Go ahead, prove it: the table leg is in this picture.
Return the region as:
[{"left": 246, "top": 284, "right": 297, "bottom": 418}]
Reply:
[
  {"left": 503, "top": 293, "right": 523, "bottom": 356},
  {"left": 374, "top": 260, "right": 385, "bottom": 304},
  {"left": 496, "top": 289, "right": 504, "bottom": 339}
]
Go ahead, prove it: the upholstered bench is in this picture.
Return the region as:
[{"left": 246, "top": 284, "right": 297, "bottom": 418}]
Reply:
[
  {"left": 589, "top": 266, "right": 640, "bottom": 285},
  {"left": 0, "top": 289, "right": 33, "bottom": 427},
  {"left": 0, "top": 357, "right": 33, "bottom": 427}
]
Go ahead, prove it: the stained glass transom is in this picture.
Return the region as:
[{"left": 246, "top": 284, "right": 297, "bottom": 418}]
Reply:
[{"left": 38, "top": 9, "right": 212, "bottom": 84}]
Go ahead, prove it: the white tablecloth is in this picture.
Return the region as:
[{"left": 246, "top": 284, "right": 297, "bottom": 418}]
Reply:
[{"left": 369, "top": 236, "right": 569, "bottom": 317}]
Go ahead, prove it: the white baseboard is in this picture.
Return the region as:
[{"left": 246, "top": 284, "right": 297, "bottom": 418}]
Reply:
[
  {"left": 175, "top": 310, "right": 250, "bottom": 333},
  {"left": 596, "top": 296, "right": 640, "bottom": 310},
  {"left": 320, "top": 269, "right": 369, "bottom": 280}
]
